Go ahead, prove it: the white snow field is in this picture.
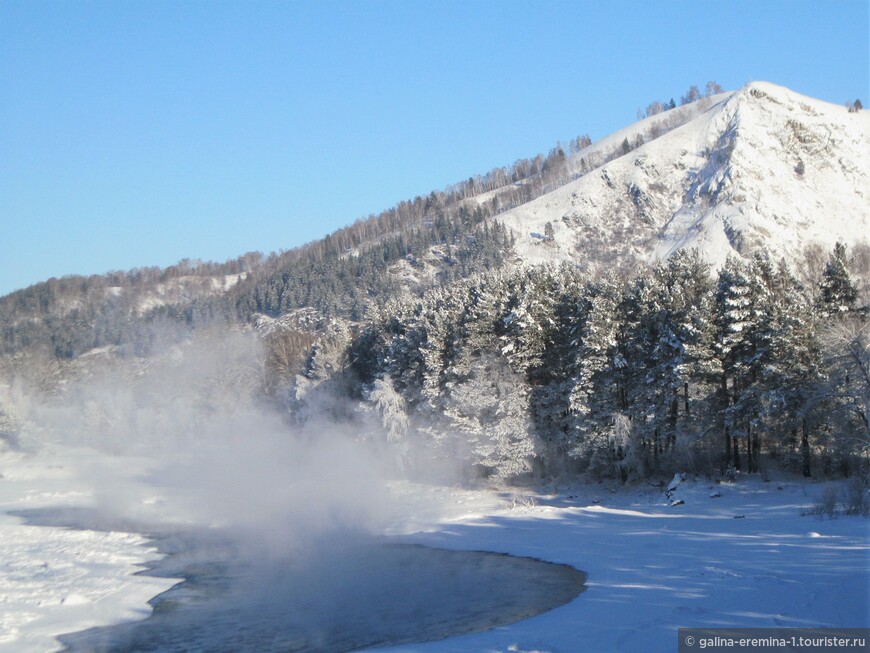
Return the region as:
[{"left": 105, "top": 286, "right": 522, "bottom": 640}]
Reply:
[
  {"left": 377, "top": 477, "right": 869, "bottom": 653},
  {"left": 1, "top": 443, "right": 867, "bottom": 653}
]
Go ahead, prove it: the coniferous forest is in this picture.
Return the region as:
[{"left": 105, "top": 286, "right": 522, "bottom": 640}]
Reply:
[
  {"left": 0, "top": 80, "right": 867, "bottom": 487},
  {"left": 275, "top": 244, "right": 868, "bottom": 484}
]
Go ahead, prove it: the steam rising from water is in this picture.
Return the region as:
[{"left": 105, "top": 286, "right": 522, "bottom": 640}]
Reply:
[
  {"left": 3, "top": 328, "right": 587, "bottom": 651},
  {"left": 10, "top": 330, "right": 393, "bottom": 553}
]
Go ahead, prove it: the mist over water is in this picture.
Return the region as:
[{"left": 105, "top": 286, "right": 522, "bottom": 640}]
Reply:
[
  {"left": 55, "top": 538, "right": 586, "bottom": 653},
  {"left": 12, "top": 331, "right": 394, "bottom": 551},
  {"left": 4, "top": 329, "right": 587, "bottom": 651}
]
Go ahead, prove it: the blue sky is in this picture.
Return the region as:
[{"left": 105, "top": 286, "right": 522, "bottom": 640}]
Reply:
[{"left": 1, "top": 0, "right": 868, "bottom": 296}]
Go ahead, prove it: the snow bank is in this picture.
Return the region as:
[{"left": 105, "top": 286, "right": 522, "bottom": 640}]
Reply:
[
  {"left": 0, "top": 447, "right": 176, "bottom": 653},
  {"left": 373, "top": 475, "right": 869, "bottom": 653}
]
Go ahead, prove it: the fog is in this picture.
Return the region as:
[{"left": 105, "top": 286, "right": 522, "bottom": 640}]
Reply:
[
  {"left": 5, "top": 329, "right": 395, "bottom": 555},
  {"left": 0, "top": 328, "right": 589, "bottom": 651}
]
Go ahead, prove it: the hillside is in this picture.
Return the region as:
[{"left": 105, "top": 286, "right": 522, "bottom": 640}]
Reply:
[
  {"left": 0, "top": 82, "right": 866, "bottom": 361},
  {"left": 500, "top": 82, "right": 869, "bottom": 270}
]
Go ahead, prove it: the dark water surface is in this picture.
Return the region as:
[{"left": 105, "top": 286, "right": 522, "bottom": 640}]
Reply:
[{"left": 14, "top": 508, "right": 586, "bottom": 653}]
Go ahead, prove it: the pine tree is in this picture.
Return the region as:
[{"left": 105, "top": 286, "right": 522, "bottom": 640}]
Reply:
[
  {"left": 714, "top": 256, "right": 763, "bottom": 471},
  {"left": 530, "top": 264, "right": 587, "bottom": 469},
  {"left": 757, "top": 260, "right": 822, "bottom": 474},
  {"left": 645, "top": 251, "right": 717, "bottom": 460},
  {"left": 716, "top": 254, "right": 822, "bottom": 474},
  {"left": 561, "top": 274, "right": 624, "bottom": 477},
  {"left": 818, "top": 242, "right": 858, "bottom": 316}
]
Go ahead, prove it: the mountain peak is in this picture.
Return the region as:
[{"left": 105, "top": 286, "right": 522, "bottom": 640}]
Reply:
[{"left": 499, "top": 82, "right": 868, "bottom": 272}]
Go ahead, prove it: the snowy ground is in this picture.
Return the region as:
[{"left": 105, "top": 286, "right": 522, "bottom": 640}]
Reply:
[
  {"left": 0, "top": 446, "right": 177, "bottom": 653},
  {"left": 1, "top": 444, "right": 868, "bottom": 653},
  {"left": 378, "top": 476, "right": 870, "bottom": 653}
]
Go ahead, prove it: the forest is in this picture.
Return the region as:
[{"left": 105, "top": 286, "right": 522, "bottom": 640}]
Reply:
[
  {"left": 283, "top": 244, "right": 869, "bottom": 484},
  {"left": 1, "top": 80, "right": 867, "bottom": 487}
]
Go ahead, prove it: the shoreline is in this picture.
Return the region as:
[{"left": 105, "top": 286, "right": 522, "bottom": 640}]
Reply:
[
  {"left": 2, "top": 445, "right": 867, "bottom": 653},
  {"left": 0, "top": 447, "right": 178, "bottom": 653}
]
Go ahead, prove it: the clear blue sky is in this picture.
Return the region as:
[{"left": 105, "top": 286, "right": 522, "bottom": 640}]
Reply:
[{"left": 1, "top": 0, "right": 867, "bottom": 296}]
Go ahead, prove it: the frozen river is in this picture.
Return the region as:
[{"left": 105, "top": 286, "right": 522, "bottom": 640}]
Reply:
[{"left": 0, "top": 444, "right": 587, "bottom": 653}]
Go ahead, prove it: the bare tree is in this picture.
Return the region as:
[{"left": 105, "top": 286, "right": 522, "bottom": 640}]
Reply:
[
  {"left": 797, "top": 242, "right": 829, "bottom": 304},
  {"left": 263, "top": 329, "right": 317, "bottom": 395},
  {"left": 705, "top": 80, "right": 724, "bottom": 97},
  {"left": 681, "top": 85, "right": 701, "bottom": 105},
  {"left": 819, "top": 318, "right": 870, "bottom": 468}
]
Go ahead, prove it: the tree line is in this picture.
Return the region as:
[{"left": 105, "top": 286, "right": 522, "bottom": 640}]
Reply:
[{"left": 287, "top": 243, "right": 868, "bottom": 483}]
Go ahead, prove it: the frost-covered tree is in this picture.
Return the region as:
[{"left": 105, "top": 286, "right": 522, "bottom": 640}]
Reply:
[
  {"left": 642, "top": 251, "right": 717, "bottom": 463},
  {"left": 705, "top": 80, "right": 724, "bottom": 96},
  {"left": 300, "top": 320, "right": 352, "bottom": 384},
  {"left": 367, "top": 375, "right": 409, "bottom": 444},
  {"left": 818, "top": 317, "right": 870, "bottom": 476},
  {"left": 681, "top": 84, "right": 701, "bottom": 105},
  {"left": 757, "top": 260, "right": 822, "bottom": 475},
  {"left": 608, "top": 253, "right": 715, "bottom": 474},
  {"left": 292, "top": 320, "right": 354, "bottom": 422},
  {"left": 496, "top": 267, "right": 558, "bottom": 378},
  {"left": 0, "top": 390, "right": 21, "bottom": 449},
  {"left": 561, "top": 275, "right": 625, "bottom": 476},
  {"left": 715, "top": 256, "right": 763, "bottom": 470},
  {"left": 715, "top": 255, "right": 823, "bottom": 474},
  {"left": 456, "top": 353, "right": 539, "bottom": 480},
  {"left": 818, "top": 242, "right": 858, "bottom": 316},
  {"left": 338, "top": 243, "right": 859, "bottom": 483}
]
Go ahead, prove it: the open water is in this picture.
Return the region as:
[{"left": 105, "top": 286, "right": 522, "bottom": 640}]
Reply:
[{"left": 16, "top": 508, "right": 586, "bottom": 653}]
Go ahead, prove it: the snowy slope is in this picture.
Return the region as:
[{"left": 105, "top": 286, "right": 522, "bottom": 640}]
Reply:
[{"left": 500, "top": 82, "right": 869, "bottom": 271}]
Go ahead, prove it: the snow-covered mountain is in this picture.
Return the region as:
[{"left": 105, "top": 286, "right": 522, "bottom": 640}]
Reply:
[
  {"left": 1, "top": 82, "right": 866, "bottom": 362},
  {"left": 499, "top": 82, "right": 868, "bottom": 271}
]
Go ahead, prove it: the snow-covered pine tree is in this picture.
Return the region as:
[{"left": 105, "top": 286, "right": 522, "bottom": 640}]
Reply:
[
  {"left": 415, "top": 286, "right": 455, "bottom": 416},
  {"left": 430, "top": 271, "right": 543, "bottom": 480},
  {"left": 497, "top": 266, "right": 558, "bottom": 378},
  {"left": 818, "top": 242, "right": 859, "bottom": 317},
  {"left": 715, "top": 254, "right": 823, "bottom": 474},
  {"left": 617, "top": 272, "right": 659, "bottom": 459},
  {"left": 714, "top": 255, "right": 765, "bottom": 471},
  {"left": 642, "top": 250, "right": 718, "bottom": 469},
  {"left": 530, "top": 264, "right": 588, "bottom": 471},
  {"left": 561, "top": 274, "right": 625, "bottom": 478},
  {"left": 757, "top": 260, "right": 823, "bottom": 475}
]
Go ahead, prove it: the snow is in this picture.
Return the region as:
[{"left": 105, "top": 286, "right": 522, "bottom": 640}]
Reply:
[
  {"left": 0, "top": 447, "right": 177, "bottom": 653},
  {"left": 2, "top": 442, "right": 867, "bottom": 652},
  {"left": 376, "top": 476, "right": 869, "bottom": 653},
  {"left": 1, "top": 81, "right": 868, "bottom": 652},
  {"left": 497, "top": 82, "right": 869, "bottom": 272}
]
